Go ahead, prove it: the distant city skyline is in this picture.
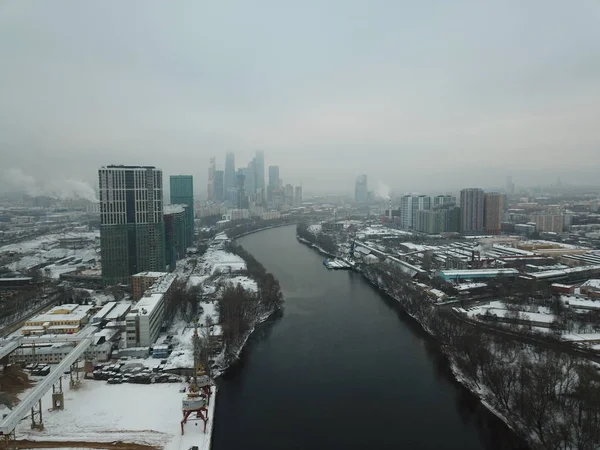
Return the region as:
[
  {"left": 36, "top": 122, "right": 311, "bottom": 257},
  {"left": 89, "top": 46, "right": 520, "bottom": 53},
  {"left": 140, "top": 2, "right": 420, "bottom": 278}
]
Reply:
[{"left": 1, "top": 2, "right": 599, "bottom": 194}]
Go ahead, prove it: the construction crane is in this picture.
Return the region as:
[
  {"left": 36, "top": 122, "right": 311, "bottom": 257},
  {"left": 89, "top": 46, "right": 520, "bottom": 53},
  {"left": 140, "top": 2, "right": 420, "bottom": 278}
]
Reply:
[{"left": 181, "top": 319, "right": 212, "bottom": 434}]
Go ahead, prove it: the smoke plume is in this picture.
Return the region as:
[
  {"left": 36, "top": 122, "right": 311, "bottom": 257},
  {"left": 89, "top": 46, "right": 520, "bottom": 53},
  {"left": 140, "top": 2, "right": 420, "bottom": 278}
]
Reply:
[
  {"left": 1, "top": 168, "right": 97, "bottom": 202},
  {"left": 376, "top": 181, "right": 391, "bottom": 201}
]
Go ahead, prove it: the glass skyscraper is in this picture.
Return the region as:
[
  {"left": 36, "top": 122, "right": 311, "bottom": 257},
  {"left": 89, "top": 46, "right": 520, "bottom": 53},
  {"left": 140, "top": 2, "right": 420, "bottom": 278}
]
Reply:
[
  {"left": 99, "top": 165, "right": 165, "bottom": 285},
  {"left": 169, "top": 175, "right": 194, "bottom": 245}
]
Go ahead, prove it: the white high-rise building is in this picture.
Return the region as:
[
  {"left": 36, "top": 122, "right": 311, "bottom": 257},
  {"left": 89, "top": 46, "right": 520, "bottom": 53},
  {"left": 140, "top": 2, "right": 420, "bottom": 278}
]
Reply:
[
  {"left": 400, "top": 194, "right": 431, "bottom": 229},
  {"left": 207, "top": 157, "right": 216, "bottom": 201},
  {"left": 294, "top": 186, "right": 303, "bottom": 207}
]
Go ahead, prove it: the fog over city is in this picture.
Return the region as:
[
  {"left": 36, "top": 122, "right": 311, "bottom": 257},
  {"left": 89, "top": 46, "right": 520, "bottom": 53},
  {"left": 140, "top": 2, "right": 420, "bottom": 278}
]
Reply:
[{"left": 1, "top": 0, "right": 600, "bottom": 195}]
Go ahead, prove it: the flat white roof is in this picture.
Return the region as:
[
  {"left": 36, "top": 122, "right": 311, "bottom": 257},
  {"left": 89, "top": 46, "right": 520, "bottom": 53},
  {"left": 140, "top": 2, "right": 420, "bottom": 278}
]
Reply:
[
  {"left": 130, "top": 293, "right": 164, "bottom": 317},
  {"left": 94, "top": 301, "right": 117, "bottom": 320},
  {"left": 105, "top": 302, "right": 132, "bottom": 320},
  {"left": 27, "top": 307, "right": 90, "bottom": 324},
  {"left": 441, "top": 269, "right": 519, "bottom": 276},
  {"left": 132, "top": 271, "right": 167, "bottom": 278},
  {"left": 147, "top": 273, "right": 177, "bottom": 294},
  {"left": 48, "top": 304, "right": 79, "bottom": 314}
]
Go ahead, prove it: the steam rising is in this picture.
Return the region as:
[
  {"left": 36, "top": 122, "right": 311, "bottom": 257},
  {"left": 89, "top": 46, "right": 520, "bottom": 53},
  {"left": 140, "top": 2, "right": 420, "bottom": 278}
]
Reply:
[
  {"left": 376, "top": 181, "right": 391, "bottom": 201},
  {"left": 2, "top": 168, "right": 97, "bottom": 202}
]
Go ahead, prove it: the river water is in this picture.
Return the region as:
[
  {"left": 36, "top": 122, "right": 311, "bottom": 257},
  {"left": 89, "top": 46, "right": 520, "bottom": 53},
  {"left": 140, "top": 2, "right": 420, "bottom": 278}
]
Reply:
[{"left": 212, "top": 225, "right": 526, "bottom": 450}]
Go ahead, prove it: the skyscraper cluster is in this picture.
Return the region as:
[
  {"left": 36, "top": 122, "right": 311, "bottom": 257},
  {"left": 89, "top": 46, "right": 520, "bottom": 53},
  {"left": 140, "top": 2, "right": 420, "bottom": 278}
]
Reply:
[{"left": 206, "top": 151, "right": 302, "bottom": 209}]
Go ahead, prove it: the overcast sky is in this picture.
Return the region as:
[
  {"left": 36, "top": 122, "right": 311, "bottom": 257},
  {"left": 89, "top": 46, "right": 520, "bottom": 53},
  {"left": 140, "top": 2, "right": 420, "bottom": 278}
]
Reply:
[{"left": 1, "top": 0, "right": 599, "bottom": 196}]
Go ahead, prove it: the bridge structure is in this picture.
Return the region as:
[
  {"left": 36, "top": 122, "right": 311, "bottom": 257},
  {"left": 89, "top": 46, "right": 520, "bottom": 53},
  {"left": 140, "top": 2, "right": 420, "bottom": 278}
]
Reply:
[{"left": 0, "top": 337, "right": 93, "bottom": 449}]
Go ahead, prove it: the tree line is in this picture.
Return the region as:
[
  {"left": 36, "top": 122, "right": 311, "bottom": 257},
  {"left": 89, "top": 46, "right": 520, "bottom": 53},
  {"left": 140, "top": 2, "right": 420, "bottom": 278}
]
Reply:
[
  {"left": 362, "top": 260, "right": 600, "bottom": 450},
  {"left": 224, "top": 218, "right": 298, "bottom": 239},
  {"left": 212, "top": 241, "right": 284, "bottom": 363},
  {"left": 296, "top": 222, "right": 337, "bottom": 255}
]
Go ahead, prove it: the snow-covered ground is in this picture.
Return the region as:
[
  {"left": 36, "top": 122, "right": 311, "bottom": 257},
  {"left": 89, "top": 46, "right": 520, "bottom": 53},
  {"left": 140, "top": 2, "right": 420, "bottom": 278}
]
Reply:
[
  {"left": 454, "top": 282, "right": 487, "bottom": 292},
  {"left": 188, "top": 275, "right": 208, "bottom": 288},
  {"left": 461, "top": 301, "right": 556, "bottom": 324},
  {"left": 307, "top": 224, "right": 322, "bottom": 234},
  {"left": 17, "top": 378, "right": 215, "bottom": 450},
  {"left": 202, "top": 248, "right": 246, "bottom": 276},
  {"left": 164, "top": 301, "right": 220, "bottom": 371},
  {"left": 2, "top": 229, "right": 100, "bottom": 275},
  {"left": 223, "top": 275, "right": 258, "bottom": 293},
  {"left": 0, "top": 230, "right": 98, "bottom": 255}
]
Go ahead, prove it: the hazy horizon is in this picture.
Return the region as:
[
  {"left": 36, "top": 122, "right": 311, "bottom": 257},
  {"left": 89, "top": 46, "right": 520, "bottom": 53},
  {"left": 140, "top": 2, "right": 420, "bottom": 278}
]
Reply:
[{"left": 1, "top": 1, "right": 599, "bottom": 197}]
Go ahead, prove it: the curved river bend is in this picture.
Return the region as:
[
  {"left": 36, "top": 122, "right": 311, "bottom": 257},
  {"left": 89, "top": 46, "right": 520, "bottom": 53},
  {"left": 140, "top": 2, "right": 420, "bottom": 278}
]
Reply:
[{"left": 212, "top": 225, "right": 526, "bottom": 450}]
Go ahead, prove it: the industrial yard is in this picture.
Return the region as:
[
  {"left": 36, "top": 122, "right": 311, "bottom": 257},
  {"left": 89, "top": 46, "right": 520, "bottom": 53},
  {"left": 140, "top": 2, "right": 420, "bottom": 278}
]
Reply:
[
  {"left": 15, "top": 378, "right": 216, "bottom": 450},
  {"left": 0, "top": 218, "right": 281, "bottom": 450}
]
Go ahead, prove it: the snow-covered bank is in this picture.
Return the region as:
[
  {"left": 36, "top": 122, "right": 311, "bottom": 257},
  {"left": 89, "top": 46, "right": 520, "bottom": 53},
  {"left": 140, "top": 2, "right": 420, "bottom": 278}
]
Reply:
[
  {"left": 358, "top": 266, "right": 520, "bottom": 432},
  {"left": 296, "top": 236, "right": 336, "bottom": 258},
  {"left": 228, "top": 221, "right": 299, "bottom": 240},
  {"left": 296, "top": 240, "right": 530, "bottom": 445},
  {"left": 168, "top": 235, "right": 284, "bottom": 378}
]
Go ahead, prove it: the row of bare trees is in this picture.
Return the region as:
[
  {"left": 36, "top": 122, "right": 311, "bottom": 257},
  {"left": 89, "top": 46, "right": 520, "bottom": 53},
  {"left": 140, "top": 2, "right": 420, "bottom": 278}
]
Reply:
[
  {"left": 296, "top": 222, "right": 337, "bottom": 255},
  {"left": 217, "top": 242, "right": 284, "bottom": 362},
  {"left": 225, "top": 218, "right": 298, "bottom": 239},
  {"left": 362, "top": 260, "right": 600, "bottom": 450}
]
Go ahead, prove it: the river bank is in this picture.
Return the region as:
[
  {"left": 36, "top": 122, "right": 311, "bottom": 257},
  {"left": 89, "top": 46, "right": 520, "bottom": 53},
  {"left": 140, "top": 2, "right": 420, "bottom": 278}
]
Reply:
[
  {"left": 212, "top": 225, "right": 526, "bottom": 450},
  {"left": 295, "top": 235, "right": 336, "bottom": 257},
  {"left": 211, "top": 239, "right": 285, "bottom": 376},
  {"left": 294, "top": 233, "right": 529, "bottom": 448}
]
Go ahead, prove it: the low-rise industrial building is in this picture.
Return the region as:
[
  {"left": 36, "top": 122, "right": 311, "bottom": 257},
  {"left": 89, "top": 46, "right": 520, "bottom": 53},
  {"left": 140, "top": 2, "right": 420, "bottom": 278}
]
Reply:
[
  {"left": 438, "top": 268, "right": 519, "bottom": 282},
  {"left": 9, "top": 341, "right": 111, "bottom": 364},
  {"left": 125, "top": 272, "right": 176, "bottom": 348},
  {"left": 580, "top": 279, "right": 600, "bottom": 299},
  {"left": 125, "top": 292, "right": 165, "bottom": 348},
  {"left": 22, "top": 304, "right": 92, "bottom": 336}
]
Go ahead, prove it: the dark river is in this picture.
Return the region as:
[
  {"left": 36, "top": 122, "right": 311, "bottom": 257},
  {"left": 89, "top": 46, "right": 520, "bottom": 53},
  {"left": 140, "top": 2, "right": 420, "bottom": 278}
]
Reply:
[{"left": 212, "top": 225, "right": 526, "bottom": 450}]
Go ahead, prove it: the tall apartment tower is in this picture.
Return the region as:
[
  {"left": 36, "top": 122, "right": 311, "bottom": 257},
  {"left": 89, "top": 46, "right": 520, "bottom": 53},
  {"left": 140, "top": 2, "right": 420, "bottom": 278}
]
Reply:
[
  {"left": 484, "top": 192, "right": 503, "bottom": 234},
  {"left": 214, "top": 170, "right": 224, "bottom": 203},
  {"left": 294, "top": 185, "right": 303, "bottom": 207},
  {"left": 207, "top": 157, "right": 216, "bottom": 201},
  {"left": 170, "top": 175, "right": 194, "bottom": 246},
  {"left": 433, "top": 195, "right": 457, "bottom": 207},
  {"left": 99, "top": 165, "right": 166, "bottom": 285},
  {"left": 400, "top": 194, "right": 431, "bottom": 229},
  {"left": 268, "top": 165, "right": 280, "bottom": 188},
  {"left": 224, "top": 152, "right": 235, "bottom": 193},
  {"left": 354, "top": 174, "right": 368, "bottom": 203},
  {"left": 244, "top": 159, "right": 257, "bottom": 196},
  {"left": 254, "top": 150, "right": 265, "bottom": 191},
  {"left": 460, "top": 188, "right": 485, "bottom": 234}
]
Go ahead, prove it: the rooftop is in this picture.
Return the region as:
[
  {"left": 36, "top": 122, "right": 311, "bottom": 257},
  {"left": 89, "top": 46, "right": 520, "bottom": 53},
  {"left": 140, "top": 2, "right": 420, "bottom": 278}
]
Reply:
[
  {"left": 132, "top": 271, "right": 168, "bottom": 279},
  {"left": 147, "top": 273, "right": 177, "bottom": 295},
  {"left": 105, "top": 302, "right": 132, "bottom": 321},
  {"left": 128, "top": 293, "right": 164, "bottom": 318},
  {"left": 164, "top": 204, "right": 186, "bottom": 215},
  {"left": 26, "top": 304, "right": 92, "bottom": 324},
  {"left": 93, "top": 301, "right": 117, "bottom": 321}
]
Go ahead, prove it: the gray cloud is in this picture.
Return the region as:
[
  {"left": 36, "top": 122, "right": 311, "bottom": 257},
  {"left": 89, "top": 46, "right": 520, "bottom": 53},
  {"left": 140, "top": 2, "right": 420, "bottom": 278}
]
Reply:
[{"left": 1, "top": 0, "right": 599, "bottom": 195}]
